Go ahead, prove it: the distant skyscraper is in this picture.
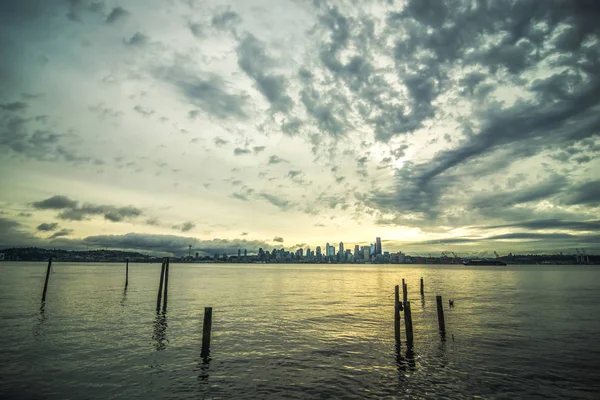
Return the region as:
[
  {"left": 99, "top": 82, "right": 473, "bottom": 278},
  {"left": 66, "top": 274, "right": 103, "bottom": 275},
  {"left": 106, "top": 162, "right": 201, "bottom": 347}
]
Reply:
[
  {"left": 244, "top": 249, "right": 247, "bottom": 257},
  {"left": 316, "top": 246, "right": 321, "bottom": 256},
  {"left": 339, "top": 242, "right": 344, "bottom": 256},
  {"left": 238, "top": 249, "right": 241, "bottom": 258},
  {"left": 354, "top": 245, "right": 359, "bottom": 258},
  {"left": 370, "top": 243, "right": 375, "bottom": 256},
  {"left": 375, "top": 237, "right": 382, "bottom": 255}
]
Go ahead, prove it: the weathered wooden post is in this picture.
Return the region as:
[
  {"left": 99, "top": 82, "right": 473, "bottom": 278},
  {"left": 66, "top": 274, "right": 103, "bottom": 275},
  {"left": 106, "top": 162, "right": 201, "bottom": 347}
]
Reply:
[
  {"left": 420, "top": 277, "right": 424, "bottom": 296},
  {"left": 125, "top": 258, "right": 129, "bottom": 289},
  {"left": 162, "top": 257, "right": 170, "bottom": 312},
  {"left": 394, "top": 285, "right": 401, "bottom": 344},
  {"left": 201, "top": 307, "right": 213, "bottom": 358},
  {"left": 402, "top": 282, "right": 408, "bottom": 303},
  {"left": 403, "top": 301, "right": 414, "bottom": 344},
  {"left": 156, "top": 258, "right": 166, "bottom": 312},
  {"left": 41, "top": 258, "right": 52, "bottom": 302},
  {"left": 436, "top": 295, "right": 446, "bottom": 332}
]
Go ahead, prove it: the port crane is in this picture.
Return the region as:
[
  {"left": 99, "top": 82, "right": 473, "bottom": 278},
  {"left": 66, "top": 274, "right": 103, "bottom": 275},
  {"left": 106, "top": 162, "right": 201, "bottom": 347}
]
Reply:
[{"left": 581, "top": 248, "right": 589, "bottom": 264}]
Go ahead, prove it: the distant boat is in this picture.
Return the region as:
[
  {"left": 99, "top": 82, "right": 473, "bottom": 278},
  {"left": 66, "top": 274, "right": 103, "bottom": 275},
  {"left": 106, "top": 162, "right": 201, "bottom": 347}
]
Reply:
[{"left": 463, "top": 259, "right": 507, "bottom": 266}]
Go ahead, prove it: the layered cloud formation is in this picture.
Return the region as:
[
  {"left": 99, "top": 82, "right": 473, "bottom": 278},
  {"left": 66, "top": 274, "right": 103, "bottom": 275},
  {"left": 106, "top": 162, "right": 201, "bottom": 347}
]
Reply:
[{"left": 0, "top": 0, "right": 598, "bottom": 256}]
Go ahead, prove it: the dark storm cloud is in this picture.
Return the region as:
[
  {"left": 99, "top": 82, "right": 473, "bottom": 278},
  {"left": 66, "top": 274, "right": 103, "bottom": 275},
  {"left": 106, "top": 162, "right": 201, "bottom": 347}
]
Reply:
[
  {"left": 288, "top": 170, "right": 302, "bottom": 179},
  {"left": 105, "top": 6, "right": 129, "bottom": 24},
  {"left": 236, "top": 34, "right": 292, "bottom": 112},
  {"left": 124, "top": 32, "right": 149, "bottom": 47},
  {"left": 259, "top": 193, "right": 292, "bottom": 210},
  {"left": 58, "top": 204, "right": 142, "bottom": 222},
  {"left": 133, "top": 105, "right": 154, "bottom": 117},
  {"left": 37, "top": 222, "right": 59, "bottom": 231},
  {"left": 188, "top": 22, "right": 203, "bottom": 38},
  {"left": 234, "top": 147, "right": 251, "bottom": 156},
  {"left": 268, "top": 155, "right": 286, "bottom": 164},
  {"left": 0, "top": 113, "right": 90, "bottom": 164},
  {"left": 231, "top": 193, "right": 249, "bottom": 201},
  {"left": 81, "top": 233, "right": 273, "bottom": 256},
  {"left": 471, "top": 176, "right": 568, "bottom": 210},
  {"left": 211, "top": 10, "right": 241, "bottom": 31},
  {"left": 49, "top": 228, "right": 73, "bottom": 239},
  {"left": 350, "top": 0, "right": 600, "bottom": 226},
  {"left": 172, "top": 221, "right": 195, "bottom": 232},
  {"left": 0, "top": 216, "right": 40, "bottom": 248},
  {"left": 0, "top": 101, "right": 28, "bottom": 111},
  {"left": 31, "top": 195, "right": 142, "bottom": 222},
  {"left": 156, "top": 66, "right": 248, "bottom": 120},
  {"left": 413, "top": 232, "right": 600, "bottom": 247},
  {"left": 214, "top": 137, "right": 228, "bottom": 147},
  {"left": 32, "top": 195, "right": 78, "bottom": 210},
  {"left": 562, "top": 180, "right": 600, "bottom": 206},
  {"left": 481, "top": 219, "right": 600, "bottom": 232}
]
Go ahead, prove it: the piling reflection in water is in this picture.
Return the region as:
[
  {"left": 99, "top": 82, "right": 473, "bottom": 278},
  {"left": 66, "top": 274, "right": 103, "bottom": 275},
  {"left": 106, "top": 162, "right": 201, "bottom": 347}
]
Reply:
[
  {"left": 34, "top": 303, "right": 47, "bottom": 338},
  {"left": 152, "top": 312, "right": 168, "bottom": 351},
  {"left": 197, "top": 355, "right": 211, "bottom": 383},
  {"left": 395, "top": 344, "right": 416, "bottom": 374},
  {"left": 120, "top": 287, "right": 127, "bottom": 307}
]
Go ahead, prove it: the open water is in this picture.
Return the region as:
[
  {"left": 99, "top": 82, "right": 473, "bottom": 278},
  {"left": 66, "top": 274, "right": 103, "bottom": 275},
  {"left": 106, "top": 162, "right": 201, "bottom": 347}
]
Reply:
[{"left": 0, "top": 262, "right": 599, "bottom": 399}]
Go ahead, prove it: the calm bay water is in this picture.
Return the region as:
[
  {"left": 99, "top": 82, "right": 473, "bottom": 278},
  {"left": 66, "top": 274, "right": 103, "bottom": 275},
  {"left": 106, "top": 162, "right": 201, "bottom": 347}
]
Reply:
[{"left": 1, "top": 262, "right": 599, "bottom": 399}]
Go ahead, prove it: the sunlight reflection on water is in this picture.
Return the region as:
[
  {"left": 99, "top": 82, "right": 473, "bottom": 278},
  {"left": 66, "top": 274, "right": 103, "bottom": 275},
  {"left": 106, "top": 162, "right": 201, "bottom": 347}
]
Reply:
[{"left": 1, "top": 263, "right": 599, "bottom": 399}]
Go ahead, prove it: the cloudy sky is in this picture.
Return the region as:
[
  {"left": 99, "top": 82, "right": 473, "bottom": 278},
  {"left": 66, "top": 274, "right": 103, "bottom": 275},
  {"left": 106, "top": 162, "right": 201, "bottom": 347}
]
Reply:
[{"left": 1, "top": 0, "right": 599, "bottom": 257}]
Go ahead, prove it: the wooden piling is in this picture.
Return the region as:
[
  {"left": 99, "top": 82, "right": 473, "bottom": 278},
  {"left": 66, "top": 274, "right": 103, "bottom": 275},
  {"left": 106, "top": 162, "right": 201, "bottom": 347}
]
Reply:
[
  {"left": 125, "top": 259, "right": 129, "bottom": 289},
  {"left": 420, "top": 277, "right": 424, "bottom": 296},
  {"left": 41, "top": 258, "right": 52, "bottom": 303},
  {"left": 436, "top": 295, "right": 446, "bottom": 332},
  {"left": 403, "top": 301, "right": 414, "bottom": 344},
  {"left": 402, "top": 281, "right": 408, "bottom": 303},
  {"left": 162, "top": 257, "right": 170, "bottom": 312},
  {"left": 394, "top": 285, "right": 401, "bottom": 344},
  {"left": 156, "top": 258, "right": 166, "bottom": 312},
  {"left": 201, "top": 307, "right": 213, "bottom": 358}
]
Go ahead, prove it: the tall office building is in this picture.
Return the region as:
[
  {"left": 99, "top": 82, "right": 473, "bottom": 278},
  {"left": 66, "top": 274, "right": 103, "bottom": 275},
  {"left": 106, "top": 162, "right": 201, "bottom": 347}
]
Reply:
[
  {"left": 316, "top": 246, "right": 322, "bottom": 256},
  {"left": 327, "top": 244, "right": 335, "bottom": 257},
  {"left": 375, "top": 237, "right": 382, "bottom": 255},
  {"left": 354, "top": 245, "right": 359, "bottom": 258},
  {"left": 339, "top": 242, "right": 344, "bottom": 256},
  {"left": 370, "top": 243, "right": 375, "bottom": 256}
]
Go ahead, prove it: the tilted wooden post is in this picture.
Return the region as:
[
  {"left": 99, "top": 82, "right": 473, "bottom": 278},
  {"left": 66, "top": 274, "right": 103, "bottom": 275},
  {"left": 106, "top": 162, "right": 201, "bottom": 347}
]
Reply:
[
  {"left": 125, "top": 258, "right": 129, "bottom": 289},
  {"left": 201, "top": 307, "right": 213, "bottom": 358},
  {"left": 156, "top": 258, "right": 166, "bottom": 312},
  {"left": 41, "top": 258, "right": 52, "bottom": 302},
  {"left": 402, "top": 279, "right": 407, "bottom": 303},
  {"left": 403, "top": 301, "right": 414, "bottom": 344},
  {"left": 420, "top": 277, "right": 424, "bottom": 296},
  {"left": 162, "top": 257, "right": 170, "bottom": 312},
  {"left": 436, "top": 295, "right": 446, "bottom": 332},
  {"left": 394, "top": 285, "right": 401, "bottom": 344}
]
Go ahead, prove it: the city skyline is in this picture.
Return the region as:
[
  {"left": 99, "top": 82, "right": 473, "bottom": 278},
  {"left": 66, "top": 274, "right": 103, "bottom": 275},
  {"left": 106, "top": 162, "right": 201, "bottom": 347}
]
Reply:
[{"left": 1, "top": 1, "right": 599, "bottom": 257}]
